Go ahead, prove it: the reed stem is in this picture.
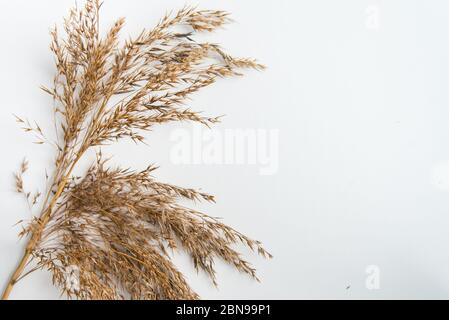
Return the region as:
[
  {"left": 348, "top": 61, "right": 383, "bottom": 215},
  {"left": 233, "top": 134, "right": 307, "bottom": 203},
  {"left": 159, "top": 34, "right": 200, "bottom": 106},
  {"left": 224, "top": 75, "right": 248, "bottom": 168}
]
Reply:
[{"left": 1, "top": 157, "right": 81, "bottom": 300}]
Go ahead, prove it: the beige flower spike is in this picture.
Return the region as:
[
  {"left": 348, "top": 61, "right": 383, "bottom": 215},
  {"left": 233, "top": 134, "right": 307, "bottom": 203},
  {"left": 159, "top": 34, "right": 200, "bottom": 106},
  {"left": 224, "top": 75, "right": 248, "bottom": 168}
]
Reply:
[{"left": 2, "top": 0, "right": 270, "bottom": 300}]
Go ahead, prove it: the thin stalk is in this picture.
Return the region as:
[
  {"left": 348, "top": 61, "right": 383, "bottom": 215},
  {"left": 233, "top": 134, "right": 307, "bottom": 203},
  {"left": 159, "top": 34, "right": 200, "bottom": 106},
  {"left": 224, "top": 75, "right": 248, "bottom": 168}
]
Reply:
[{"left": 1, "top": 155, "right": 82, "bottom": 300}]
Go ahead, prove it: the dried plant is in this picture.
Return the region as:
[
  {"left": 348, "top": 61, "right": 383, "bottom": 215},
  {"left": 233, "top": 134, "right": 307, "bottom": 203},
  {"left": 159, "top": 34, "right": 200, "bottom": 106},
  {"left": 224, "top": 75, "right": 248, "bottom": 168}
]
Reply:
[{"left": 2, "top": 0, "right": 270, "bottom": 300}]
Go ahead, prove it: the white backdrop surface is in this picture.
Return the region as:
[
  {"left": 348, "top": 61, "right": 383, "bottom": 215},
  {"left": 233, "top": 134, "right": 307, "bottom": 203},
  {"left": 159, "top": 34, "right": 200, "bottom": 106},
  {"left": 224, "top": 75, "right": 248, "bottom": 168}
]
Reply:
[{"left": 1, "top": 0, "right": 449, "bottom": 299}]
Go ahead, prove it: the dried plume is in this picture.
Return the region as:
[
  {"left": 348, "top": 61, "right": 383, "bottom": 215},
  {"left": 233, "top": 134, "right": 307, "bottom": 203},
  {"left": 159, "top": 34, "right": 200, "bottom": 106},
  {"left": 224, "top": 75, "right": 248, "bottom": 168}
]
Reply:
[{"left": 2, "top": 0, "right": 269, "bottom": 300}]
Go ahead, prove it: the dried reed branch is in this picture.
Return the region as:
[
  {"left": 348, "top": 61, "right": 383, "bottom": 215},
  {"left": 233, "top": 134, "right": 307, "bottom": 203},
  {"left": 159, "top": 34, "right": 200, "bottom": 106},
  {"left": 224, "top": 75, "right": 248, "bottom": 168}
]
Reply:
[{"left": 2, "top": 0, "right": 269, "bottom": 300}]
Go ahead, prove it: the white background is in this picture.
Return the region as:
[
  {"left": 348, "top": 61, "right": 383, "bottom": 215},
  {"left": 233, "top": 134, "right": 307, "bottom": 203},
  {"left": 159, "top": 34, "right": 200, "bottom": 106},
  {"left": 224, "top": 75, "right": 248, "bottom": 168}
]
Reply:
[{"left": 1, "top": 0, "right": 449, "bottom": 300}]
